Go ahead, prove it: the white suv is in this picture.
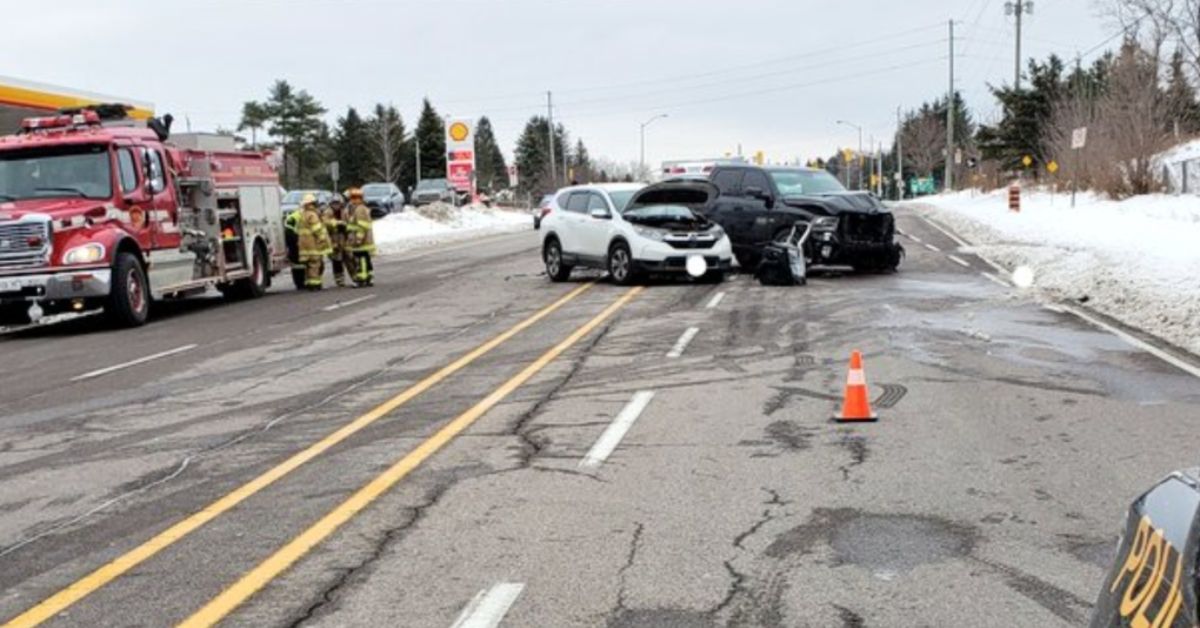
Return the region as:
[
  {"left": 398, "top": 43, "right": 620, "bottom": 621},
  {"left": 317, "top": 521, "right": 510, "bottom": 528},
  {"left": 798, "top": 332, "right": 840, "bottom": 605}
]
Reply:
[{"left": 540, "top": 181, "right": 734, "bottom": 285}]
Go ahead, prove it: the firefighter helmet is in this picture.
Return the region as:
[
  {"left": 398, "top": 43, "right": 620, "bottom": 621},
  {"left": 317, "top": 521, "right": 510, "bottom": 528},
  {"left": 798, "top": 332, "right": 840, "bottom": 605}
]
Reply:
[
  {"left": 301, "top": 193, "right": 317, "bottom": 207},
  {"left": 347, "top": 187, "right": 364, "bottom": 200}
]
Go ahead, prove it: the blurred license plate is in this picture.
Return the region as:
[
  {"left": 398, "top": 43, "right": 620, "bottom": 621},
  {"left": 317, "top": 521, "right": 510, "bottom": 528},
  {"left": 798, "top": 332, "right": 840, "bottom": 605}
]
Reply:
[{"left": 0, "top": 278, "right": 29, "bottom": 293}]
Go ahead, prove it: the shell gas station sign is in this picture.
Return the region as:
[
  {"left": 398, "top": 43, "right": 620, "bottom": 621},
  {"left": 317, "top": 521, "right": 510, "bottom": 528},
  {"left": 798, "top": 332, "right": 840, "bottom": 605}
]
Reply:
[
  {"left": 0, "top": 74, "right": 153, "bottom": 133},
  {"left": 445, "top": 118, "right": 476, "bottom": 197}
]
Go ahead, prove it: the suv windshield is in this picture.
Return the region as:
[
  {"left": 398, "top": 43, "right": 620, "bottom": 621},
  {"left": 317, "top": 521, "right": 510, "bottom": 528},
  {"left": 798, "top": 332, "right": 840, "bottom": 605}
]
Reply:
[
  {"left": 362, "top": 184, "right": 391, "bottom": 195},
  {"left": 609, "top": 190, "right": 638, "bottom": 212},
  {"left": 768, "top": 169, "right": 846, "bottom": 196},
  {"left": 416, "top": 179, "right": 448, "bottom": 191},
  {"left": 0, "top": 144, "right": 113, "bottom": 201}
]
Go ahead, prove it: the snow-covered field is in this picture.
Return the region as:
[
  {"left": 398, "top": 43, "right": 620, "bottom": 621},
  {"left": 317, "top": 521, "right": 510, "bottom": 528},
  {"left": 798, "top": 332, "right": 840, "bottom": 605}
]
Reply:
[
  {"left": 900, "top": 189, "right": 1200, "bottom": 355},
  {"left": 373, "top": 203, "right": 531, "bottom": 255}
]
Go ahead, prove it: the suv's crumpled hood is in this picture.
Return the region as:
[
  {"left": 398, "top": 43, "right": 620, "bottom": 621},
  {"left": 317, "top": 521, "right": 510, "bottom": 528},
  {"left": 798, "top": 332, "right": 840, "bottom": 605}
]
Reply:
[
  {"left": 626, "top": 181, "right": 718, "bottom": 212},
  {"left": 0, "top": 198, "right": 108, "bottom": 222},
  {"left": 781, "top": 191, "right": 887, "bottom": 215}
]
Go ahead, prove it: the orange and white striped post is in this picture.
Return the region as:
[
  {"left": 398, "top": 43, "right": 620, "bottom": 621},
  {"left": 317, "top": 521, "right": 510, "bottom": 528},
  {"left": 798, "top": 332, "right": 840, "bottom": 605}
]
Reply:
[{"left": 1008, "top": 181, "right": 1021, "bottom": 213}]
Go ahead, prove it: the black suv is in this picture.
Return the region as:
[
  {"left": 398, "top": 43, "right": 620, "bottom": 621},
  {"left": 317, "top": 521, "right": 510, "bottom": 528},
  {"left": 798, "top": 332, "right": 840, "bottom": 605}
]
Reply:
[{"left": 704, "top": 165, "right": 903, "bottom": 272}]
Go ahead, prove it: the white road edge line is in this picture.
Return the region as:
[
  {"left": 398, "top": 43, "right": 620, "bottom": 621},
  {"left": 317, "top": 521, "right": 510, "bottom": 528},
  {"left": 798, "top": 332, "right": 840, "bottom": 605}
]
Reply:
[
  {"left": 915, "top": 213, "right": 1009, "bottom": 274},
  {"left": 451, "top": 582, "right": 526, "bottom": 628},
  {"left": 70, "top": 344, "right": 199, "bottom": 382},
  {"left": 705, "top": 291, "right": 726, "bottom": 309},
  {"left": 947, "top": 255, "right": 971, "bottom": 268},
  {"left": 1057, "top": 305, "right": 1200, "bottom": 381},
  {"left": 982, "top": 272, "right": 1011, "bottom": 287},
  {"left": 666, "top": 327, "right": 699, "bottom": 358},
  {"left": 923, "top": 243, "right": 941, "bottom": 252},
  {"left": 579, "top": 390, "right": 656, "bottom": 469},
  {"left": 322, "top": 294, "right": 378, "bottom": 312}
]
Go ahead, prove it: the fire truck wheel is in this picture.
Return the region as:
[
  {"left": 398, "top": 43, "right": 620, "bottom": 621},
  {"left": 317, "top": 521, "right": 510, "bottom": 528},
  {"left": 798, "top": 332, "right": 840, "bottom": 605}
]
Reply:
[
  {"left": 105, "top": 252, "right": 150, "bottom": 327},
  {"left": 224, "top": 244, "right": 269, "bottom": 300}
]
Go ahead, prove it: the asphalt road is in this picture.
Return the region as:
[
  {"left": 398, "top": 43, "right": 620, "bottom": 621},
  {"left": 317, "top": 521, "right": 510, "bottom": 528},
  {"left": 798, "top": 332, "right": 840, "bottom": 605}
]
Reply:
[{"left": 1, "top": 208, "right": 1198, "bottom": 627}]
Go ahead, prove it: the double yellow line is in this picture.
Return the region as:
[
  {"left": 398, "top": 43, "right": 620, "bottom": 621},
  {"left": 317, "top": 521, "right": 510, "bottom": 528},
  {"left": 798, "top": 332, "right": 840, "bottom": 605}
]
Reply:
[{"left": 6, "top": 283, "right": 641, "bottom": 628}]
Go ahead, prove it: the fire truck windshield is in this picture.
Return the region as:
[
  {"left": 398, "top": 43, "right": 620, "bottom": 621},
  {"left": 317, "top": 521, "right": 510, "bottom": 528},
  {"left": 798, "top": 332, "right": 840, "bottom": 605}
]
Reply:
[{"left": 0, "top": 144, "right": 113, "bottom": 201}]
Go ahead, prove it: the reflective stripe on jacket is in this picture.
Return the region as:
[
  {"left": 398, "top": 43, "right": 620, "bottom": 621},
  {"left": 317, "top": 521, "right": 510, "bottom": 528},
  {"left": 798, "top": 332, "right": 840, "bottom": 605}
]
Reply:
[{"left": 345, "top": 202, "right": 376, "bottom": 253}]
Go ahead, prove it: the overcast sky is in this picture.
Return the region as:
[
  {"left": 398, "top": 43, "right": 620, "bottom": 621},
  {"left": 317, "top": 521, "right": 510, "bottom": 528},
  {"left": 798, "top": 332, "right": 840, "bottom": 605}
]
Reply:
[{"left": 2, "top": 0, "right": 1113, "bottom": 169}]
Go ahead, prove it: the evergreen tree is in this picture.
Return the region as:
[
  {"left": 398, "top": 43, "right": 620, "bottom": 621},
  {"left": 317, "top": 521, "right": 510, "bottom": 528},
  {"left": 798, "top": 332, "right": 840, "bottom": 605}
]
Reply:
[
  {"left": 332, "top": 107, "right": 375, "bottom": 188},
  {"left": 571, "top": 139, "right": 592, "bottom": 183},
  {"left": 237, "top": 101, "right": 270, "bottom": 150},
  {"left": 368, "top": 104, "right": 406, "bottom": 185},
  {"left": 977, "top": 55, "right": 1067, "bottom": 171},
  {"left": 473, "top": 116, "right": 509, "bottom": 192},
  {"left": 414, "top": 99, "right": 446, "bottom": 180},
  {"left": 513, "top": 116, "right": 569, "bottom": 195},
  {"left": 260, "top": 80, "right": 327, "bottom": 187},
  {"left": 1165, "top": 49, "right": 1200, "bottom": 135}
]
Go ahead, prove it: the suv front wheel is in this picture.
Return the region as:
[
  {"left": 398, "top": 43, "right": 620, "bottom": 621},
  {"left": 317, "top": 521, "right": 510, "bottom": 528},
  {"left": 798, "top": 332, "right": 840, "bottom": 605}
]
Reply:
[{"left": 608, "top": 241, "right": 638, "bottom": 286}]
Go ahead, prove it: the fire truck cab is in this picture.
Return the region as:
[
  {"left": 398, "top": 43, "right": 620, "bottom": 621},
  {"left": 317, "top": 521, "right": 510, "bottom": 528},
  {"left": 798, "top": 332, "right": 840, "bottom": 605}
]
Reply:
[{"left": 0, "top": 105, "right": 286, "bottom": 327}]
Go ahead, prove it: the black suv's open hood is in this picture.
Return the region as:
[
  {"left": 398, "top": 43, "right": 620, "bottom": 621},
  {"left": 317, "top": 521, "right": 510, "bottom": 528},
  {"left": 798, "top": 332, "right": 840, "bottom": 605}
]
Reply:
[
  {"left": 626, "top": 180, "right": 718, "bottom": 212},
  {"left": 781, "top": 191, "right": 887, "bottom": 216}
]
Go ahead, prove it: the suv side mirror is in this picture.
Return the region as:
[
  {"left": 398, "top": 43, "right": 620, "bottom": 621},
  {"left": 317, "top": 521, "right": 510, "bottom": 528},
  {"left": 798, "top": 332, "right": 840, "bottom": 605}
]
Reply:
[
  {"left": 744, "top": 186, "right": 774, "bottom": 208},
  {"left": 589, "top": 208, "right": 611, "bottom": 220}
]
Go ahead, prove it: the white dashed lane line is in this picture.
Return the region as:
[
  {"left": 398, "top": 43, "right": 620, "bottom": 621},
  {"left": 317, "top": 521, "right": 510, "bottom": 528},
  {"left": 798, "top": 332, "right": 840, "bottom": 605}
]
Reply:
[
  {"left": 70, "top": 344, "right": 199, "bottom": 382},
  {"left": 579, "top": 390, "right": 656, "bottom": 468},
  {"left": 705, "top": 291, "right": 726, "bottom": 309},
  {"left": 923, "top": 243, "right": 941, "bottom": 253},
  {"left": 321, "top": 294, "right": 378, "bottom": 312},
  {"left": 982, "top": 272, "right": 1011, "bottom": 287},
  {"left": 947, "top": 255, "right": 971, "bottom": 268},
  {"left": 666, "top": 327, "right": 699, "bottom": 358},
  {"left": 907, "top": 234, "right": 924, "bottom": 244},
  {"left": 450, "top": 582, "right": 526, "bottom": 628}
]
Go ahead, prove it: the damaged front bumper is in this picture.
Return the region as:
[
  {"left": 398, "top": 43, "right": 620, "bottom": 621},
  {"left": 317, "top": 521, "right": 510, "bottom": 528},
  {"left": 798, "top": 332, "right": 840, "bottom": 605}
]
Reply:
[{"left": 0, "top": 268, "right": 113, "bottom": 303}]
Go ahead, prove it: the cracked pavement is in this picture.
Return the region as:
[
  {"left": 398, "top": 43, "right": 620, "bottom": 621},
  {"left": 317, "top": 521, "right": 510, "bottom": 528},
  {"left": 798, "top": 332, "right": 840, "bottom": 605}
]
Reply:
[{"left": 1, "top": 211, "right": 1198, "bottom": 626}]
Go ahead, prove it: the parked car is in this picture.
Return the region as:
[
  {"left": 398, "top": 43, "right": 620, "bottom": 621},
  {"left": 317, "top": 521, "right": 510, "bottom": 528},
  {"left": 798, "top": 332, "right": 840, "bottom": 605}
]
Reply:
[
  {"left": 412, "top": 178, "right": 457, "bottom": 206},
  {"left": 703, "top": 165, "right": 903, "bottom": 272},
  {"left": 281, "top": 189, "right": 333, "bottom": 217},
  {"left": 540, "top": 182, "right": 733, "bottom": 285},
  {"left": 361, "top": 182, "right": 403, "bottom": 218},
  {"left": 533, "top": 194, "right": 553, "bottom": 230}
]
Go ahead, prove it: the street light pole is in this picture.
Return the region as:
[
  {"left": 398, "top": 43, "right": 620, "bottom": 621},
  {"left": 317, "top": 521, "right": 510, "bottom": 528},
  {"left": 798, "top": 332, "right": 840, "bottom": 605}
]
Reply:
[
  {"left": 837, "top": 120, "right": 864, "bottom": 190},
  {"left": 639, "top": 114, "right": 668, "bottom": 178}
]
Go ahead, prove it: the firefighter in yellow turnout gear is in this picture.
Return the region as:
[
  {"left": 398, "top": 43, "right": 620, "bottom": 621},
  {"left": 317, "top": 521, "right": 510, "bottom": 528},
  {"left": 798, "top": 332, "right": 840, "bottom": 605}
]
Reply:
[
  {"left": 345, "top": 188, "right": 376, "bottom": 287},
  {"left": 297, "top": 194, "right": 333, "bottom": 290},
  {"left": 321, "top": 195, "right": 351, "bottom": 287},
  {"left": 282, "top": 208, "right": 306, "bottom": 290}
]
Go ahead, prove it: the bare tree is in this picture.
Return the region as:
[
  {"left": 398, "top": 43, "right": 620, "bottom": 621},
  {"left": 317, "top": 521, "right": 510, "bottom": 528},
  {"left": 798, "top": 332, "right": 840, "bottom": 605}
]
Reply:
[
  {"left": 369, "top": 104, "right": 405, "bottom": 184},
  {"left": 901, "top": 113, "right": 946, "bottom": 177}
]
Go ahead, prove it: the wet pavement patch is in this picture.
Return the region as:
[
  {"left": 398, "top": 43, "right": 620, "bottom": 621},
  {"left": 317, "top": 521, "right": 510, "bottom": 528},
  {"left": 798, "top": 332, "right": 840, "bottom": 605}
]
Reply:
[
  {"left": 607, "top": 608, "right": 718, "bottom": 628},
  {"left": 765, "top": 509, "right": 978, "bottom": 580},
  {"left": 763, "top": 421, "right": 815, "bottom": 451},
  {"left": 833, "top": 604, "right": 866, "bottom": 627}
]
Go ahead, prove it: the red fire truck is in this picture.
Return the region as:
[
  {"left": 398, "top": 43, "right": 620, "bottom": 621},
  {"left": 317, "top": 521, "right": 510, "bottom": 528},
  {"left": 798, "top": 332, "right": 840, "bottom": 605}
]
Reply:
[{"left": 0, "top": 105, "right": 287, "bottom": 327}]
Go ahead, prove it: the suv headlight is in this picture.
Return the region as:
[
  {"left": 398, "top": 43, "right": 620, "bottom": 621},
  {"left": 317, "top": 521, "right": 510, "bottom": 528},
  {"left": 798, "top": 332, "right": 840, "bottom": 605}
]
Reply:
[
  {"left": 63, "top": 243, "right": 106, "bottom": 265},
  {"left": 633, "top": 226, "right": 666, "bottom": 241},
  {"left": 812, "top": 216, "right": 839, "bottom": 231},
  {"left": 708, "top": 224, "right": 725, "bottom": 238}
]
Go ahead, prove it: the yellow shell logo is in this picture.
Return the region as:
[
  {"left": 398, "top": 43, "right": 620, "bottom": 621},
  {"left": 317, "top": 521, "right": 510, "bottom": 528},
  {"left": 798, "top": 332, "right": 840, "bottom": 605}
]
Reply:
[{"left": 448, "top": 121, "right": 470, "bottom": 142}]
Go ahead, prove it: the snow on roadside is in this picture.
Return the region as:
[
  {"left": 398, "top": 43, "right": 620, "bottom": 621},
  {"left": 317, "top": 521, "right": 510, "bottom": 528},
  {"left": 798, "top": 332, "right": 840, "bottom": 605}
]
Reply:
[
  {"left": 900, "top": 189, "right": 1200, "bottom": 355},
  {"left": 372, "top": 203, "right": 530, "bottom": 255}
]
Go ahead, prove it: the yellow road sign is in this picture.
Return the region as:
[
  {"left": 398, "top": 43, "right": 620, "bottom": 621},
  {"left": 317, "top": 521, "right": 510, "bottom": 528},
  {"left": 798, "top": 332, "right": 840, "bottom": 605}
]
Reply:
[
  {"left": 1022, "top": 155, "right": 1033, "bottom": 168},
  {"left": 1047, "top": 160, "right": 1059, "bottom": 174}
]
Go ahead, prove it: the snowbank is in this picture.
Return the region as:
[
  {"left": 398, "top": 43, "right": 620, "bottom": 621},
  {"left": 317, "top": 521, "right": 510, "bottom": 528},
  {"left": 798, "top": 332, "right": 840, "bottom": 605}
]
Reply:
[
  {"left": 372, "top": 203, "right": 530, "bottom": 255},
  {"left": 900, "top": 189, "right": 1200, "bottom": 355}
]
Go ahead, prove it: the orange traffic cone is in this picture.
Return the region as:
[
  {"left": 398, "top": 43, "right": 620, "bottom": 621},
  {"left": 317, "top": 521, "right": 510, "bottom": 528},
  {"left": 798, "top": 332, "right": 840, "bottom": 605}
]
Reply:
[{"left": 835, "top": 350, "right": 878, "bottom": 422}]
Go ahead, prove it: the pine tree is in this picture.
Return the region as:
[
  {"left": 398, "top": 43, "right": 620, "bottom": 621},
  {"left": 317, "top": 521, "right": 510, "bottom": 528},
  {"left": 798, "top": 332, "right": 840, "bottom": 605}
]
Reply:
[
  {"left": 368, "top": 104, "right": 406, "bottom": 185},
  {"left": 237, "top": 101, "right": 270, "bottom": 150},
  {"left": 332, "top": 107, "right": 375, "bottom": 189},
  {"left": 414, "top": 99, "right": 446, "bottom": 180},
  {"left": 513, "top": 116, "right": 570, "bottom": 195},
  {"left": 260, "top": 80, "right": 327, "bottom": 187},
  {"left": 571, "top": 139, "right": 592, "bottom": 183},
  {"left": 474, "top": 116, "right": 509, "bottom": 192},
  {"left": 1165, "top": 49, "right": 1200, "bottom": 135},
  {"left": 977, "top": 56, "right": 1067, "bottom": 171}
]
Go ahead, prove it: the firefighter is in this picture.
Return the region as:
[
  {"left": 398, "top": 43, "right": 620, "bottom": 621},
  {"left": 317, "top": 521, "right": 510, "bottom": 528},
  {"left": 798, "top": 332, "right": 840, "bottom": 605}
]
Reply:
[
  {"left": 282, "top": 207, "right": 306, "bottom": 290},
  {"left": 345, "top": 188, "right": 376, "bottom": 287},
  {"left": 321, "top": 194, "right": 350, "bottom": 287},
  {"left": 297, "top": 194, "right": 332, "bottom": 290}
]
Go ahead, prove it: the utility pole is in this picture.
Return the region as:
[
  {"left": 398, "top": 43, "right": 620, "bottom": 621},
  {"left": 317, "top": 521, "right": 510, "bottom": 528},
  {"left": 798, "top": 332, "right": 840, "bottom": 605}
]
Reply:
[
  {"left": 415, "top": 137, "right": 421, "bottom": 183},
  {"left": 1006, "top": 1, "right": 1031, "bottom": 89},
  {"left": 896, "top": 106, "right": 904, "bottom": 200},
  {"left": 546, "top": 91, "right": 557, "bottom": 189},
  {"left": 945, "top": 19, "right": 955, "bottom": 192}
]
